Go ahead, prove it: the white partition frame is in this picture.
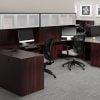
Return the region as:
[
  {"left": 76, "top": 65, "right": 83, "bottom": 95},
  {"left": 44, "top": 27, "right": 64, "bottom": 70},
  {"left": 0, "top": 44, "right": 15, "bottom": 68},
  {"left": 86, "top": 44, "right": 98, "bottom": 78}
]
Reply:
[
  {"left": 28, "top": 14, "right": 39, "bottom": 28},
  {"left": 50, "top": 14, "right": 60, "bottom": 26},
  {"left": 1, "top": 14, "right": 16, "bottom": 29},
  {"left": 41, "top": 14, "right": 51, "bottom": 27},
  {"left": 16, "top": 14, "right": 28, "bottom": 28},
  {"left": 0, "top": 13, "right": 40, "bottom": 29},
  {"left": 41, "top": 13, "right": 76, "bottom": 27},
  {"left": 59, "top": 14, "right": 69, "bottom": 25},
  {"left": 0, "top": 13, "right": 76, "bottom": 29},
  {"left": 0, "top": 15, "right": 2, "bottom": 29}
]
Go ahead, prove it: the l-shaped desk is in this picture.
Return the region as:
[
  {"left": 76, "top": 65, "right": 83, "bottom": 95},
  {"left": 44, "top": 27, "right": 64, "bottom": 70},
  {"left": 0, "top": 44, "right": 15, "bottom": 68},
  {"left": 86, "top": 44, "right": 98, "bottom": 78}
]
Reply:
[
  {"left": 0, "top": 36, "right": 100, "bottom": 96},
  {"left": 20, "top": 37, "right": 100, "bottom": 68}
]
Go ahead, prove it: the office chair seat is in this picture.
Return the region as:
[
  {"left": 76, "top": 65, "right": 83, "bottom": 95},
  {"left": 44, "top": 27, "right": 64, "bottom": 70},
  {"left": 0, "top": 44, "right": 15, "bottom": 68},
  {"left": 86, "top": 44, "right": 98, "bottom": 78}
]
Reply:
[
  {"left": 62, "top": 35, "right": 85, "bottom": 71},
  {"left": 62, "top": 49, "right": 77, "bottom": 56}
]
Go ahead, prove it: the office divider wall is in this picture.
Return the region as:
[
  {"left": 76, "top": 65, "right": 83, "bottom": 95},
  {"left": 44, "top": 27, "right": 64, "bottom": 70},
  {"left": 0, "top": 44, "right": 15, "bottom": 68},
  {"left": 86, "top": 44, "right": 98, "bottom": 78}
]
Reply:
[{"left": 0, "top": 13, "right": 76, "bottom": 29}]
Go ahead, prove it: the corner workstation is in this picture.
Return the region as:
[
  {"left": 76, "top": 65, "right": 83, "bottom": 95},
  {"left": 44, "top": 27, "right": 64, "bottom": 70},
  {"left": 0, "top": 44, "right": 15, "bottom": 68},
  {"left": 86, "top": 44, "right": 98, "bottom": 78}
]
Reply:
[
  {"left": 0, "top": 11, "right": 100, "bottom": 96},
  {"left": 0, "top": 13, "right": 76, "bottom": 96},
  {"left": 1, "top": 0, "right": 100, "bottom": 99},
  {"left": 0, "top": 12, "right": 100, "bottom": 96}
]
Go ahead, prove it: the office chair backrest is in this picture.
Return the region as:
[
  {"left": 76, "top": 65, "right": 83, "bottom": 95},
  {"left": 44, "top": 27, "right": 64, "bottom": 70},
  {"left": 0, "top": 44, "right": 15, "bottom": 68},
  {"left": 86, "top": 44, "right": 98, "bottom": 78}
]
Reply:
[
  {"left": 73, "top": 35, "right": 85, "bottom": 57},
  {"left": 43, "top": 38, "right": 54, "bottom": 63}
]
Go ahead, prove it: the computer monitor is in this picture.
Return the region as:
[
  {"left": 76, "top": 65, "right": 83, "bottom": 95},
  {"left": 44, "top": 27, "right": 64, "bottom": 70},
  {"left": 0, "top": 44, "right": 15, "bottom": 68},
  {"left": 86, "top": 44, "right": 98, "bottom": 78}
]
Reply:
[
  {"left": 18, "top": 29, "right": 34, "bottom": 46},
  {"left": 61, "top": 26, "right": 76, "bottom": 40}
]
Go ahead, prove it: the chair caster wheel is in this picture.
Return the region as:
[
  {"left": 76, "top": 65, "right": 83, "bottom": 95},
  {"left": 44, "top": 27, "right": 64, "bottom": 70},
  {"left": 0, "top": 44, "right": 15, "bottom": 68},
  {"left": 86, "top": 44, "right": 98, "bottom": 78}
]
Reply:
[
  {"left": 54, "top": 75, "right": 56, "bottom": 78},
  {"left": 82, "top": 68, "right": 85, "bottom": 70},
  {"left": 62, "top": 64, "right": 65, "bottom": 67},
  {"left": 68, "top": 68, "right": 71, "bottom": 71}
]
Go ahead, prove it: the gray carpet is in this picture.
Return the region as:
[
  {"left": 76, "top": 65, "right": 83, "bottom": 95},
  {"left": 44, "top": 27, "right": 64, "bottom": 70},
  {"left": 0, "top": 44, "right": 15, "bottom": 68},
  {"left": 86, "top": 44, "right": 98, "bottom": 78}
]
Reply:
[{"left": 0, "top": 58, "right": 100, "bottom": 100}]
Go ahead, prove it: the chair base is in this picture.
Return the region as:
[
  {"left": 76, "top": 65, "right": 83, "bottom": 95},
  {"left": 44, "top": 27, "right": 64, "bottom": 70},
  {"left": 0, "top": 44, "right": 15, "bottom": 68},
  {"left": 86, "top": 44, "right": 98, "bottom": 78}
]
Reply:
[
  {"left": 44, "top": 62, "right": 56, "bottom": 78},
  {"left": 62, "top": 59, "right": 85, "bottom": 70},
  {"left": 44, "top": 68, "right": 56, "bottom": 78}
]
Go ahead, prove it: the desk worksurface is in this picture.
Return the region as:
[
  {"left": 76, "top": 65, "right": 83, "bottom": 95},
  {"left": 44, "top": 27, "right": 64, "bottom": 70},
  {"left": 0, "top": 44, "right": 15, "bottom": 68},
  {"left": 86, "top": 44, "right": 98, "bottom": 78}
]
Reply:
[
  {"left": 0, "top": 49, "right": 43, "bottom": 59},
  {"left": 85, "top": 36, "right": 100, "bottom": 43}
]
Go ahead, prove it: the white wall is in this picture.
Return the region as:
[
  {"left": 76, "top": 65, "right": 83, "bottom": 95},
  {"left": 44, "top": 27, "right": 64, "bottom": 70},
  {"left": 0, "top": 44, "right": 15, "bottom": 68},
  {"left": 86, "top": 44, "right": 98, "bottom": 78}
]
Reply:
[
  {"left": 75, "top": 0, "right": 100, "bottom": 25},
  {"left": 0, "top": 0, "right": 74, "bottom": 13}
]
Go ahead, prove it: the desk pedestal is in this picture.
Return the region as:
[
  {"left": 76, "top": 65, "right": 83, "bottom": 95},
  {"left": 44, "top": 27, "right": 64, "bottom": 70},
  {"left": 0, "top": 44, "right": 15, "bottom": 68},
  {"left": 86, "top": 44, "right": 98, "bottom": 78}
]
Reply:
[{"left": 0, "top": 50, "right": 44, "bottom": 96}]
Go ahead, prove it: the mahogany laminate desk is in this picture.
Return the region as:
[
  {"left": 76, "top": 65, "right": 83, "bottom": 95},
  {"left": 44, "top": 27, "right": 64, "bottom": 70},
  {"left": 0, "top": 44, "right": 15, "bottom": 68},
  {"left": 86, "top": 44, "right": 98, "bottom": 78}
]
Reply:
[
  {"left": 85, "top": 37, "right": 100, "bottom": 67},
  {"left": 20, "top": 39, "right": 70, "bottom": 59},
  {"left": 0, "top": 49, "right": 44, "bottom": 96}
]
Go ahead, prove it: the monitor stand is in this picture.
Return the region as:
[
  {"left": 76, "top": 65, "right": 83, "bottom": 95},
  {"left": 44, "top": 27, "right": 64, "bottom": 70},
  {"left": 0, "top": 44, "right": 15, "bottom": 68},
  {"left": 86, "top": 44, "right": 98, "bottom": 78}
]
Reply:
[{"left": 22, "top": 42, "right": 29, "bottom": 47}]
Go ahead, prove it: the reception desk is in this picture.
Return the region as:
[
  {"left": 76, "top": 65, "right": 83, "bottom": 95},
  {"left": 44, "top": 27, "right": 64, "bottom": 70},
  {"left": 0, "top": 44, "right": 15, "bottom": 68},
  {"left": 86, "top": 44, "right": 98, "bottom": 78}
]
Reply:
[{"left": 85, "top": 37, "right": 100, "bottom": 67}]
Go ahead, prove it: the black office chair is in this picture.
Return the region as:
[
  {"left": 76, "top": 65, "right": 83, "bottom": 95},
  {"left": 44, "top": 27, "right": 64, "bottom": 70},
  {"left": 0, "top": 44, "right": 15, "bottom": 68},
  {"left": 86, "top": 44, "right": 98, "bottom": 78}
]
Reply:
[
  {"left": 43, "top": 38, "right": 56, "bottom": 78},
  {"left": 62, "top": 35, "right": 85, "bottom": 70}
]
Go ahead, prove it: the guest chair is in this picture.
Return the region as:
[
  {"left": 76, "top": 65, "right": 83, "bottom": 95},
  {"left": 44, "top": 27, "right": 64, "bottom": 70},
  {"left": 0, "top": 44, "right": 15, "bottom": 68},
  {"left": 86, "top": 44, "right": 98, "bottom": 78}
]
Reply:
[
  {"left": 62, "top": 35, "right": 85, "bottom": 70},
  {"left": 43, "top": 39, "right": 56, "bottom": 78}
]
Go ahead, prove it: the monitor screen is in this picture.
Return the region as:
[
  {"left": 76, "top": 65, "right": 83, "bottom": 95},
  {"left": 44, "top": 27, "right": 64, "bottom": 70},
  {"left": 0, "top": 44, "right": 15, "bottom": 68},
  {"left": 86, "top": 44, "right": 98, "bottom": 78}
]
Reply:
[
  {"left": 18, "top": 29, "right": 34, "bottom": 45},
  {"left": 61, "top": 26, "right": 76, "bottom": 40}
]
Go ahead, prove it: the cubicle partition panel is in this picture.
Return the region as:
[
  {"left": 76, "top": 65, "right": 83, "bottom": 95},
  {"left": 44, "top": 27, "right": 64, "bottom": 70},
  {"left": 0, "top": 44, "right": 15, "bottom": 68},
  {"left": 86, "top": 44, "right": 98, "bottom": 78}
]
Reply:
[
  {"left": 0, "top": 13, "right": 76, "bottom": 59},
  {"left": 0, "top": 13, "right": 77, "bottom": 95},
  {"left": 36, "top": 27, "right": 62, "bottom": 59},
  {"left": 0, "top": 13, "right": 40, "bottom": 29},
  {"left": 0, "top": 29, "right": 19, "bottom": 48},
  {"left": 37, "top": 27, "right": 62, "bottom": 43},
  {"left": 37, "top": 13, "right": 76, "bottom": 58},
  {"left": 40, "top": 13, "right": 76, "bottom": 27},
  {"left": 0, "top": 13, "right": 40, "bottom": 49}
]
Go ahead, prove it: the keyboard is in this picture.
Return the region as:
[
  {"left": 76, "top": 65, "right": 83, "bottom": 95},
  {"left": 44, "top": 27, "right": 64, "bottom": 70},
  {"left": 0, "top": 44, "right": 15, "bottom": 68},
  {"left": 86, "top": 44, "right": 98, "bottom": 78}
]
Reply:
[{"left": 24, "top": 44, "right": 38, "bottom": 49}]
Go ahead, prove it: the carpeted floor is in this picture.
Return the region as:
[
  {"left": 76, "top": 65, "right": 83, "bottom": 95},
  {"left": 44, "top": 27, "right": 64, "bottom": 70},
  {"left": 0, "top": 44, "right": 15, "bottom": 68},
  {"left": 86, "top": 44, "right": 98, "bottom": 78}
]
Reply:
[{"left": 0, "top": 58, "right": 100, "bottom": 100}]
